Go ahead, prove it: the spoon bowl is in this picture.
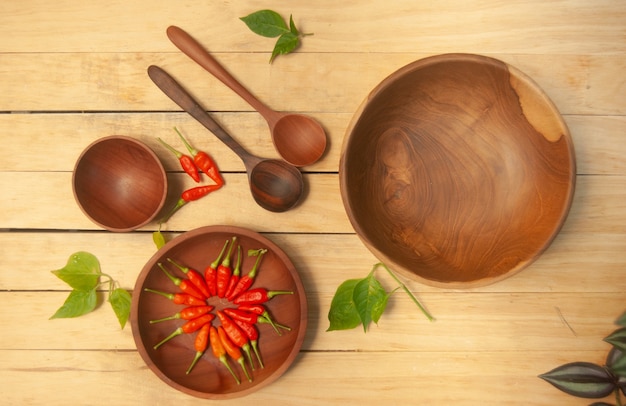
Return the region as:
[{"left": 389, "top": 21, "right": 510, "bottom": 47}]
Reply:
[
  {"left": 147, "top": 65, "right": 304, "bottom": 213},
  {"left": 271, "top": 114, "right": 327, "bottom": 167},
  {"left": 166, "top": 25, "right": 327, "bottom": 167}
]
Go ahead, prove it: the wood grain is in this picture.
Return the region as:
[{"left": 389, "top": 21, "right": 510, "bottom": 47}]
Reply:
[
  {"left": 341, "top": 55, "right": 575, "bottom": 287},
  {"left": 1, "top": 1, "right": 625, "bottom": 404}
]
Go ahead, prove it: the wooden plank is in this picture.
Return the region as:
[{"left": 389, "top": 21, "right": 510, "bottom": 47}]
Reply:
[
  {"left": 1, "top": 0, "right": 624, "bottom": 55},
  {"left": 0, "top": 53, "right": 624, "bottom": 115},
  {"left": 0, "top": 172, "right": 351, "bottom": 232},
  {"left": 1, "top": 113, "right": 624, "bottom": 175},
  {"left": 1, "top": 231, "right": 625, "bottom": 294},
  {"left": 1, "top": 173, "right": 624, "bottom": 233},
  {"left": 0, "top": 112, "right": 348, "bottom": 173},
  {"left": 1, "top": 291, "right": 623, "bottom": 353},
  {"left": 0, "top": 349, "right": 614, "bottom": 405}
]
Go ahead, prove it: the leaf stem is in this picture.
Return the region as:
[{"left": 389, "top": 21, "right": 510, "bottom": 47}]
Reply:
[
  {"left": 378, "top": 262, "right": 435, "bottom": 322},
  {"left": 617, "top": 387, "right": 623, "bottom": 406},
  {"left": 98, "top": 273, "right": 116, "bottom": 298}
]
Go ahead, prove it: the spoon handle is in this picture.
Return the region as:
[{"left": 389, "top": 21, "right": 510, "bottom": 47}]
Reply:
[
  {"left": 147, "top": 65, "right": 256, "bottom": 165},
  {"left": 166, "top": 25, "right": 281, "bottom": 127}
]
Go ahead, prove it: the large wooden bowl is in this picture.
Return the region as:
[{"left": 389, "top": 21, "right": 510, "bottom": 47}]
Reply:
[
  {"left": 130, "top": 225, "right": 307, "bottom": 399},
  {"left": 340, "top": 54, "right": 576, "bottom": 288}
]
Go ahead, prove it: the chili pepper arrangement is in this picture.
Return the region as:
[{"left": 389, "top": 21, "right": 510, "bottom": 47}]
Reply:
[
  {"left": 144, "top": 236, "right": 294, "bottom": 384},
  {"left": 158, "top": 127, "right": 225, "bottom": 223}
]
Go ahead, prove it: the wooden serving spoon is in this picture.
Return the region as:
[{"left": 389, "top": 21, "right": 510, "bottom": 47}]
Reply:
[
  {"left": 147, "top": 65, "right": 304, "bottom": 213},
  {"left": 166, "top": 25, "right": 327, "bottom": 167}
]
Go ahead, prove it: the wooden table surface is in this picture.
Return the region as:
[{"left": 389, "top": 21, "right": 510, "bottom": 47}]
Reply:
[{"left": 1, "top": 1, "right": 625, "bottom": 404}]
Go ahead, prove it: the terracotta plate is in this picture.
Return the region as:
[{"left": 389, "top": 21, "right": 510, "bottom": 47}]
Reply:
[
  {"left": 131, "top": 225, "right": 307, "bottom": 398},
  {"left": 340, "top": 54, "right": 576, "bottom": 288}
]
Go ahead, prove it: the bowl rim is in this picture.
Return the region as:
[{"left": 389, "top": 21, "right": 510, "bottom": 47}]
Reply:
[
  {"left": 130, "top": 224, "right": 308, "bottom": 399},
  {"left": 339, "top": 53, "right": 576, "bottom": 288},
  {"left": 72, "top": 135, "right": 168, "bottom": 232}
]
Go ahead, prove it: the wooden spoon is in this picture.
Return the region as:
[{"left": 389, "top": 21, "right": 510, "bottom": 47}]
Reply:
[
  {"left": 166, "top": 25, "right": 327, "bottom": 167},
  {"left": 147, "top": 65, "right": 304, "bottom": 213}
]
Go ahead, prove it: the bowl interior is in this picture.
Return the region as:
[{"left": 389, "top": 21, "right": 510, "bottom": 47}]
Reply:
[
  {"left": 130, "top": 225, "right": 307, "bottom": 399},
  {"left": 340, "top": 54, "right": 575, "bottom": 287},
  {"left": 73, "top": 136, "right": 167, "bottom": 231}
]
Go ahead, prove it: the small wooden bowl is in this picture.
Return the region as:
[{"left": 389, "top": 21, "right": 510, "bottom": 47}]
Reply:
[
  {"left": 72, "top": 136, "right": 167, "bottom": 232},
  {"left": 130, "top": 225, "right": 307, "bottom": 399},
  {"left": 340, "top": 54, "right": 576, "bottom": 288}
]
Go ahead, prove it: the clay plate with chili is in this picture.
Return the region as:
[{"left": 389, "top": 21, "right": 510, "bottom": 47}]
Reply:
[{"left": 131, "top": 225, "right": 307, "bottom": 399}]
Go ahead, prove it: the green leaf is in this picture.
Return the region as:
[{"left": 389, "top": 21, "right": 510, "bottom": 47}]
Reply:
[
  {"left": 50, "top": 289, "right": 98, "bottom": 319},
  {"left": 109, "top": 288, "right": 132, "bottom": 329},
  {"left": 289, "top": 14, "right": 299, "bottom": 36},
  {"left": 353, "top": 271, "right": 390, "bottom": 332},
  {"left": 270, "top": 32, "right": 299, "bottom": 63},
  {"left": 327, "top": 279, "right": 361, "bottom": 331},
  {"left": 539, "top": 362, "right": 616, "bottom": 399},
  {"left": 605, "top": 327, "right": 626, "bottom": 352},
  {"left": 240, "top": 10, "right": 289, "bottom": 38},
  {"left": 153, "top": 230, "right": 166, "bottom": 250},
  {"left": 51, "top": 251, "right": 101, "bottom": 291}
]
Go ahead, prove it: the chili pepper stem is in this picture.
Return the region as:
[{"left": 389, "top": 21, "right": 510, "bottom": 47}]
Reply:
[
  {"left": 260, "top": 314, "right": 283, "bottom": 335},
  {"left": 378, "top": 262, "right": 435, "bottom": 322},
  {"left": 251, "top": 340, "right": 264, "bottom": 368},
  {"left": 220, "top": 357, "right": 240, "bottom": 385},
  {"left": 186, "top": 351, "right": 204, "bottom": 375},
  {"left": 160, "top": 198, "right": 187, "bottom": 224},
  {"left": 238, "top": 357, "right": 252, "bottom": 382},
  {"left": 157, "top": 137, "right": 184, "bottom": 158},
  {"left": 149, "top": 315, "right": 177, "bottom": 324},
  {"left": 157, "top": 262, "right": 180, "bottom": 286},
  {"left": 154, "top": 327, "right": 183, "bottom": 350},
  {"left": 144, "top": 288, "right": 170, "bottom": 299},
  {"left": 174, "top": 126, "right": 199, "bottom": 156}
]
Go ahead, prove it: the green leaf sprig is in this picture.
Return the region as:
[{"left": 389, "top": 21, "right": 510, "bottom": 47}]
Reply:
[
  {"left": 539, "top": 309, "right": 626, "bottom": 405},
  {"left": 240, "top": 9, "right": 313, "bottom": 63},
  {"left": 327, "top": 262, "right": 434, "bottom": 332},
  {"left": 50, "top": 252, "right": 131, "bottom": 329}
]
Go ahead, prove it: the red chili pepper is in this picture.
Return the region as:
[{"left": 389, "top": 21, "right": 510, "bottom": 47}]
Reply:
[
  {"left": 224, "top": 307, "right": 287, "bottom": 335},
  {"left": 175, "top": 127, "right": 224, "bottom": 186},
  {"left": 236, "top": 304, "right": 290, "bottom": 332},
  {"left": 144, "top": 288, "right": 206, "bottom": 307},
  {"left": 153, "top": 313, "right": 215, "bottom": 349},
  {"left": 217, "top": 310, "right": 255, "bottom": 371},
  {"left": 226, "top": 248, "right": 267, "bottom": 301},
  {"left": 167, "top": 257, "right": 211, "bottom": 299},
  {"left": 224, "top": 245, "right": 242, "bottom": 299},
  {"left": 149, "top": 305, "right": 214, "bottom": 324},
  {"left": 161, "top": 184, "right": 222, "bottom": 223},
  {"left": 157, "top": 262, "right": 205, "bottom": 300},
  {"left": 186, "top": 323, "right": 210, "bottom": 374},
  {"left": 232, "top": 319, "right": 264, "bottom": 369},
  {"left": 218, "top": 325, "right": 252, "bottom": 382},
  {"left": 216, "top": 237, "right": 237, "bottom": 298},
  {"left": 182, "top": 184, "right": 222, "bottom": 202},
  {"left": 205, "top": 238, "right": 230, "bottom": 297},
  {"left": 209, "top": 325, "right": 240, "bottom": 385},
  {"left": 232, "top": 288, "right": 293, "bottom": 305},
  {"left": 157, "top": 136, "right": 200, "bottom": 182}
]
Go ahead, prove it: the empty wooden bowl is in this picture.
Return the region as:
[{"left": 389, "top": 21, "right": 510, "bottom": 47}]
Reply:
[
  {"left": 340, "top": 54, "right": 576, "bottom": 288},
  {"left": 73, "top": 136, "right": 167, "bottom": 232},
  {"left": 130, "top": 225, "right": 308, "bottom": 399}
]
